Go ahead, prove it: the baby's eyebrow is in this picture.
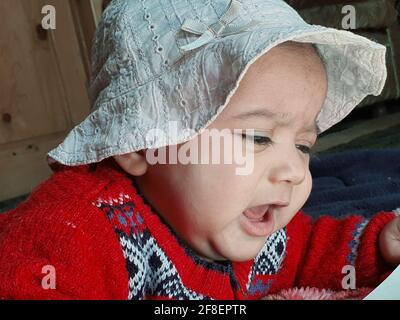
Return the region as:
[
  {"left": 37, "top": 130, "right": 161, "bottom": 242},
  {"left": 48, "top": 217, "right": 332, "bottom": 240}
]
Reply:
[
  {"left": 232, "top": 109, "right": 290, "bottom": 122},
  {"left": 231, "top": 109, "right": 319, "bottom": 135},
  {"left": 303, "top": 121, "right": 320, "bottom": 135}
]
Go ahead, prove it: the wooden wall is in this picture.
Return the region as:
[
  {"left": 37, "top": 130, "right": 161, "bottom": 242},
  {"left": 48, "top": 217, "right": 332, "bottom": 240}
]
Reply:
[{"left": 0, "top": 0, "right": 99, "bottom": 201}]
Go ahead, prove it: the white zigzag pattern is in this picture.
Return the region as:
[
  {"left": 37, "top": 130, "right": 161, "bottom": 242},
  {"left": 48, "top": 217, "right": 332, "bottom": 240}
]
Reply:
[
  {"left": 120, "top": 231, "right": 207, "bottom": 300},
  {"left": 246, "top": 228, "right": 287, "bottom": 291}
]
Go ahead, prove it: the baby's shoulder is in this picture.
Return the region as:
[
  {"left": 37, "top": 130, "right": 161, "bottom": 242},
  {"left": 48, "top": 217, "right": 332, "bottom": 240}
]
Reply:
[
  {"left": 0, "top": 162, "right": 131, "bottom": 297},
  {"left": 1, "top": 159, "right": 136, "bottom": 238}
]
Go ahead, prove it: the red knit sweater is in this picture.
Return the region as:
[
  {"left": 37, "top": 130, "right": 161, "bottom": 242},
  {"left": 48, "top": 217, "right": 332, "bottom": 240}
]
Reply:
[{"left": 0, "top": 157, "right": 396, "bottom": 300}]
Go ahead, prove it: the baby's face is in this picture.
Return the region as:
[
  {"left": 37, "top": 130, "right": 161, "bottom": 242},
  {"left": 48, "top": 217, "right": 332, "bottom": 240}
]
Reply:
[{"left": 133, "top": 42, "right": 327, "bottom": 262}]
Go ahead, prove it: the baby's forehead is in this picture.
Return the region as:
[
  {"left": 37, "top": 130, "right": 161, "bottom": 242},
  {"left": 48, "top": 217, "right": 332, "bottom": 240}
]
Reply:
[
  {"left": 225, "top": 104, "right": 320, "bottom": 134},
  {"left": 237, "top": 46, "right": 327, "bottom": 93},
  {"left": 222, "top": 43, "right": 327, "bottom": 120},
  {"left": 219, "top": 76, "right": 325, "bottom": 136},
  {"left": 251, "top": 41, "right": 325, "bottom": 69}
]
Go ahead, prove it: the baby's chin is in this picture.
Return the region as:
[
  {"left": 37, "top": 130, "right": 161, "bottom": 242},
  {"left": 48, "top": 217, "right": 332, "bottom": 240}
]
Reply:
[{"left": 207, "top": 235, "right": 268, "bottom": 262}]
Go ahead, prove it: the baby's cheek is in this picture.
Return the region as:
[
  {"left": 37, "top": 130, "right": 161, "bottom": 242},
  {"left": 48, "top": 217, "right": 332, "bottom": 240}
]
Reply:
[
  {"left": 288, "top": 170, "right": 313, "bottom": 215},
  {"left": 296, "top": 170, "right": 313, "bottom": 205},
  {"left": 273, "top": 170, "right": 312, "bottom": 231},
  {"left": 303, "top": 170, "right": 313, "bottom": 199}
]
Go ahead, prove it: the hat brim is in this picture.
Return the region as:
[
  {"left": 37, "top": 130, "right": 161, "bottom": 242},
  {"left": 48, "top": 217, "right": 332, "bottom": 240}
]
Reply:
[{"left": 47, "top": 24, "right": 386, "bottom": 166}]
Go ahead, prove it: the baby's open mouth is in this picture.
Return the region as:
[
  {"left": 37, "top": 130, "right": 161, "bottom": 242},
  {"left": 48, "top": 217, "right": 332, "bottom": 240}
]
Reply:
[{"left": 240, "top": 204, "right": 275, "bottom": 237}]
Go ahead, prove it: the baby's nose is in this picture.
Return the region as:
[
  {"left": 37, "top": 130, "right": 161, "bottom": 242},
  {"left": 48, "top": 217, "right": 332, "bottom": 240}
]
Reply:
[{"left": 268, "top": 152, "right": 307, "bottom": 186}]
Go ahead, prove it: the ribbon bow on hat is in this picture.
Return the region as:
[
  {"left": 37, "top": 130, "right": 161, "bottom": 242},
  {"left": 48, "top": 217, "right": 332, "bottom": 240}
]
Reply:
[{"left": 180, "top": 0, "right": 257, "bottom": 52}]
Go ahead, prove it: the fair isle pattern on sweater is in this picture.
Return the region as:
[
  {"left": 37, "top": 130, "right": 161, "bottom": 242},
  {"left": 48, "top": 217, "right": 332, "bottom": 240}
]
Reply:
[
  {"left": 347, "top": 219, "right": 369, "bottom": 265},
  {"left": 118, "top": 228, "right": 207, "bottom": 300},
  {"left": 247, "top": 230, "right": 286, "bottom": 295},
  {"left": 91, "top": 192, "right": 287, "bottom": 299}
]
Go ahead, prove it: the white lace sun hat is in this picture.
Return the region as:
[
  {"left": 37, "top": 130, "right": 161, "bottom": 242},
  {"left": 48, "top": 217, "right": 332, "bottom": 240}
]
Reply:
[{"left": 47, "top": 0, "right": 387, "bottom": 166}]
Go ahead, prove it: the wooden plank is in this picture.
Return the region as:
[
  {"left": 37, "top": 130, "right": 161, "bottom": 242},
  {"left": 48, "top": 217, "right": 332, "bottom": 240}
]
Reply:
[
  {"left": 0, "top": 0, "right": 70, "bottom": 145},
  {"left": 0, "top": 131, "right": 69, "bottom": 201},
  {"left": 0, "top": 0, "right": 92, "bottom": 201},
  {"left": 314, "top": 112, "right": 400, "bottom": 152},
  {"left": 91, "top": 0, "right": 104, "bottom": 25},
  {"left": 68, "top": 0, "right": 98, "bottom": 83},
  {"left": 387, "top": 23, "right": 400, "bottom": 99},
  {"left": 44, "top": 0, "right": 92, "bottom": 125}
]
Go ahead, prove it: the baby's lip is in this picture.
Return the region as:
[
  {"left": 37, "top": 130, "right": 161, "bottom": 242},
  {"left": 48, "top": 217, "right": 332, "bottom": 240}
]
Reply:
[{"left": 243, "top": 202, "right": 289, "bottom": 220}]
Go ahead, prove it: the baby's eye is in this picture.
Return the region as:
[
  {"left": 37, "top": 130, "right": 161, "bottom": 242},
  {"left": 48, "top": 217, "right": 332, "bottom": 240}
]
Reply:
[
  {"left": 240, "top": 132, "right": 314, "bottom": 155},
  {"left": 241, "top": 133, "right": 272, "bottom": 146},
  {"left": 296, "top": 144, "right": 312, "bottom": 155}
]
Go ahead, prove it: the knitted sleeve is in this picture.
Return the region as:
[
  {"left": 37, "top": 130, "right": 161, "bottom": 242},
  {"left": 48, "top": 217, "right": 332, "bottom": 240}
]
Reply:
[
  {"left": 280, "top": 210, "right": 396, "bottom": 291},
  {"left": 0, "top": 195, "right": 129, "bottom": 300}
]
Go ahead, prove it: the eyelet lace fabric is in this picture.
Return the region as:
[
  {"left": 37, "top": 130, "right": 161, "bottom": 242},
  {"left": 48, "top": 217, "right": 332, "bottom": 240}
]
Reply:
[{"left": 47, "top": 0, "right": 387, "bottom": 166}]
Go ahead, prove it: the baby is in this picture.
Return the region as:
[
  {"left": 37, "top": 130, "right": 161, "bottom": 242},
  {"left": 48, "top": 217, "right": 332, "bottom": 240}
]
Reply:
[{"left": 0, "top": 0, "right": 399, "bottom": 300}]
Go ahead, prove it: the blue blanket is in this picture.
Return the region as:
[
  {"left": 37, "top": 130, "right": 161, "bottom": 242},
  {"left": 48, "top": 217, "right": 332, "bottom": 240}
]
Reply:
[{"left": 302, "top": 149, "right": 400, "bottom": 218}]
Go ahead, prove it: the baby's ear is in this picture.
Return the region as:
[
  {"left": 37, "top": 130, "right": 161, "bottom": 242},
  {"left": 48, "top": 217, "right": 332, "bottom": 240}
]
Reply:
[{"left": 113, "top": 151, "right": 148, "bottom": 176}]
